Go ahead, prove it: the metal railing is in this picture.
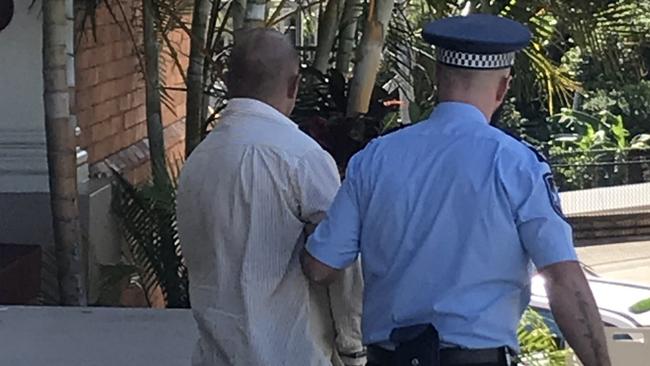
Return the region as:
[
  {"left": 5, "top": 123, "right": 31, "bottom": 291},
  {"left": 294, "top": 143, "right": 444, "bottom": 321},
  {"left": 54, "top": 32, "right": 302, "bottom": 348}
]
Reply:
[{"left": 550, "top": 149, "right": 650, "bottom": 192}]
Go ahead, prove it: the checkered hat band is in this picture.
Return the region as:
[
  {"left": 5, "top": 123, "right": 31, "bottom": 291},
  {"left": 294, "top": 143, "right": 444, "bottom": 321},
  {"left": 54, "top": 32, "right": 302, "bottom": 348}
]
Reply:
[{"left": 435, "top": 48, "right": 516, "bottom": 69}]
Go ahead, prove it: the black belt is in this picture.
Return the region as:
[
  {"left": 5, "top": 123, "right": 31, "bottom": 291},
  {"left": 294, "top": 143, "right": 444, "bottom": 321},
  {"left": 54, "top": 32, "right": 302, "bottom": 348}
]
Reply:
[{"left": 367, "top": 345, "right": 515, "bottom": 366}]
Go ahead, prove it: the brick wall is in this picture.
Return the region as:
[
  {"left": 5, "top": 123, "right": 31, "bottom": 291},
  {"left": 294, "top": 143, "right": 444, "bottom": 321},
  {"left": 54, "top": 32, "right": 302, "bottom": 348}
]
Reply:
[
  {"left": 570, "top": 213, "right": 650, "bottom": 246},
  {"left": 75, "top": 0, "right": 187, "bottom": 184}
]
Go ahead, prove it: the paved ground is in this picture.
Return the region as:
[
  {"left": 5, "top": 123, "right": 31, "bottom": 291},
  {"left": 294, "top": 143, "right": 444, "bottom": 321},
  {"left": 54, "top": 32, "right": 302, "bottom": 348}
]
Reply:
[
  {"left": 577, "top": 240, "right": 650, "bottom": 285},
  {"left": 0, "top": 306, "right": 197, "bottom": 366}
]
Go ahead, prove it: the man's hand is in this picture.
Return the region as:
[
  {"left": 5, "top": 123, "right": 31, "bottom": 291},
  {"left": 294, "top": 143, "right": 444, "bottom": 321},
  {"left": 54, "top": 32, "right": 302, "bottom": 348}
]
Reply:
[
  {"left": 540, "top": 261, "right": 611, "bottom": 366},
  {"left": 300, "top": 249, "right": 340, "bottom": 285}
]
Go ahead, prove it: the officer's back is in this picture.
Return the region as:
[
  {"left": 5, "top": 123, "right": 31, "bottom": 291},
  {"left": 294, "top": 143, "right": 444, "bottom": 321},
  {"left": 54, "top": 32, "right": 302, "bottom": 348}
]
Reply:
[
  {"left": 352, "top": 102, "right": 534, "bottom": 349},
  {"left": 302, "top": 14, "right": 611, "bottom": 366}
]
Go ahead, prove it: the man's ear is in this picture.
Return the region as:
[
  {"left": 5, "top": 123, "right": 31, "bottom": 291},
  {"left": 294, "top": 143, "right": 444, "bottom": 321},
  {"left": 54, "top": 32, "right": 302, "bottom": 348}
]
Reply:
[
  {"left": 496, "top": 74, "right": 512, "bottom": 104},
  {"left": 288, "top": 73, "right": 300, "bottom": 99}
]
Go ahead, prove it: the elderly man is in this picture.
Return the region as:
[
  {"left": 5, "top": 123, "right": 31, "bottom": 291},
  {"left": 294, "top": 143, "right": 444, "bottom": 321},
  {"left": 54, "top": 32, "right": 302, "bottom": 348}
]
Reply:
[
  {"left": 302, "top": 15, "right": 611, "bottom": 366},
  {"left": 177, "top": 29, "right": 364, "bottom": 366}
]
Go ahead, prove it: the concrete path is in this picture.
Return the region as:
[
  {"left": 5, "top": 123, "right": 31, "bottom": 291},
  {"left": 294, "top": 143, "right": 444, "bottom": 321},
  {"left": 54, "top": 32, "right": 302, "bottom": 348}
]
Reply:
[
  {"left": 0, "top": 306, "right": 197, "bottom": 366},
  {"left": 577, "top": 240, "right": 650, "bottom": 285}
]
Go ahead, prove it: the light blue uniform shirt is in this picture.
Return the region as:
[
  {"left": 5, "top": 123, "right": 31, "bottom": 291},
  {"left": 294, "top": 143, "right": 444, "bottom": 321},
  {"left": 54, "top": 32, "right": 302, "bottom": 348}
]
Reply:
[{"left": 306, "top": 102, "right": 577, "bottom": 350}]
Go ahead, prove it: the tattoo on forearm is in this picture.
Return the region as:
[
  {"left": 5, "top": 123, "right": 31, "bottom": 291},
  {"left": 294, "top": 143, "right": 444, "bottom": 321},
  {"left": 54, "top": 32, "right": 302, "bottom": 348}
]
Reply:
[{"left": 574, "top": 287, "right": 606, "bottom": 366}]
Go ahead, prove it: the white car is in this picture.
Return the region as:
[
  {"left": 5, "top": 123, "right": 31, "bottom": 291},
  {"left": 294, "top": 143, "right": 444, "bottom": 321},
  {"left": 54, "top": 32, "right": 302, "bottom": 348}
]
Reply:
[{"left": 529, "top": 265, "right": 650, "bottom": 341}]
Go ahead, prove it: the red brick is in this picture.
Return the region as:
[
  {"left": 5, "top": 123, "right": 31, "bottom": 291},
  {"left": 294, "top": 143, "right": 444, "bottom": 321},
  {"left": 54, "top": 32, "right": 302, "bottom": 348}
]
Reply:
[
  {"left": 114, "top": 75, "right": 131, "bottom": 95},
  {"left": 89, "top": 85, "right": 104, "bottom": 105},
  {"left": 118, "top": 57, "right": 139, "bottom": 77},
  {"left": 75, "top": 95, "right": 92, "bottom": 113},
  {"left": 95, "top": 80, "right": 122, "bottom": 103},
  {"left": 95, "top": 98, "right": 119, "bottom": 122},
  {"left": 108, "top": 79, "right": 123, "bottom": 99},
  {"left": 121, "top": 123, "right": 148, "bottom": 149},
  {"left": 162, "top": 104, "right": 179, "bottom": 127},
  {"left": 119, "top": 93, "right": 133, "bottom": 112},
  {"left": 92, "top": 120, "right": 115, "bottom": 143},
  {"left": 175, "top": 102, "right": 186, "bottom": 119},
  {"left": 77, "top": 67, "right": 99, "bottom": 88},
  {"left": 76, "top": 49, "right": 94, "bottom": 70},
  {"left": 111, "top": 23, "right": 126, "bottom": 41},
  {"left": 112, "top": 42, "right": 125, "bottom": 60},
  {"left": 132, "top": 88, "right": 146, "bottom": 107},
  {"left": 124, "top": 105, "right": 146, "bottom": 128},
  {"left": 97, "top": 64, "right": 113, "bottom": 82},
  {"left": 110, "top": 115, "right": 124, "bottom": 135},
  {"left": 77, "top": 30, "right": 98, "bottom": 50},
  {"left": 117, "top": 41, "right": 135, "bottom": 59},
  {"left": 93, "top": 45, "right": 114, "bottom": 66},
  {"left": 128, "top": 73, "right": 144, "bottom": 91},
  {"left": 93, "top": 6, "right": 114, "bottom": 27},
  {"left": 90, "top": 134, "right": 121, "bottom": 163},
  {"left": 76, "top": 108, "right": 96, "bottom": 127},
  {"left": 135, "top": 123, "right": 148, "bottom": 141},
  {"left": 95, "top": 25, "right": 113, "bottom": 45}
]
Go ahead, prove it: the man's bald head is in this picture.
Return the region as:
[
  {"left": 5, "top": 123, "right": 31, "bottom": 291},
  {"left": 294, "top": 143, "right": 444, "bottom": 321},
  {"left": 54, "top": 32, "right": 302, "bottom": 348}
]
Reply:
[
  {"left": 227, "top": 28, "right": 301, "bottom": 116},
  {"left": 436, "top": 63, "right": 512, "bottom": 121}
]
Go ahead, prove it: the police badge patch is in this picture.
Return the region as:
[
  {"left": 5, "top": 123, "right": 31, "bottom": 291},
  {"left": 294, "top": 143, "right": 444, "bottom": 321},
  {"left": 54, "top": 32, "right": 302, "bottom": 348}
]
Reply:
[{"left": 543, "top": 173, "right": 567, "bottom": 221}]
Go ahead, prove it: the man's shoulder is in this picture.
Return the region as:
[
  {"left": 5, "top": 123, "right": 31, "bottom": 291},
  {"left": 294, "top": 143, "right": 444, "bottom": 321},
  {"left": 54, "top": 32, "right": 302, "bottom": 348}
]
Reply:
[{"left": 497, "top": 129, "right": 549, "bottom": 165}]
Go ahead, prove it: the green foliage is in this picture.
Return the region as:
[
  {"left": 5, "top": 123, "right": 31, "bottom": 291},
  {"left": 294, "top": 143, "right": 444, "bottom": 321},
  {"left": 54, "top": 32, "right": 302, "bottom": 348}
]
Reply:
[
  {"left": 111, "top": 168, "right": 189, "bottom": 308},
  {"left": 548, "top": 109, "right": 650, "bottom": 190},
  {"left": 517, "top": 308, "right": 569, "bottom": 366},
  {"left": 581, "top": 81, "right": 650, "bottom": 137}
]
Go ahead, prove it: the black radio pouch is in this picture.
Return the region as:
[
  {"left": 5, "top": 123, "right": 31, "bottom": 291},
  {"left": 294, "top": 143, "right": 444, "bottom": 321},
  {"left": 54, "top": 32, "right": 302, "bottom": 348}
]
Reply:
[{"left": 389, "top": 324, "right": 440, "bottom": 366}]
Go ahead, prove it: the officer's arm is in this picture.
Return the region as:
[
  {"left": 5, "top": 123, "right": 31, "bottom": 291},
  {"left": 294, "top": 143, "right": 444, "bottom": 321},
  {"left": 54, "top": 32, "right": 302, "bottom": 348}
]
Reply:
[
  {"left": 301, "top": 250, "right": 340, "bottom": 285},
  {"left": 499, "top": 146, "right": 610, "bottom": 366},
  {"left": 540, "top": 261, "right": 611, "bottom": 366},
  {"left": 302, "top": 156, "right": 363, "bottom": 285}
]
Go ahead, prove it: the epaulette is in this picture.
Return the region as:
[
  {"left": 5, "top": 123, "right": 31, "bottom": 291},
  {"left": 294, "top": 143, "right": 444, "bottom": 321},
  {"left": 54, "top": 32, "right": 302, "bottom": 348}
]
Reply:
[{"left": 502, "top": 130, "right": 548, "bottom": 164}]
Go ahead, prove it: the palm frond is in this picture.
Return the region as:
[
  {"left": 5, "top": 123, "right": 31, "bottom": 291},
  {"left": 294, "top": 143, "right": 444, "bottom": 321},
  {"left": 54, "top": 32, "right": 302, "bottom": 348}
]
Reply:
[
  {"left": 111, "top": 163, "right": 189, "bottom": 308},
  {"left": 517, "top": 308, "right": 569, "bottom": 366}
]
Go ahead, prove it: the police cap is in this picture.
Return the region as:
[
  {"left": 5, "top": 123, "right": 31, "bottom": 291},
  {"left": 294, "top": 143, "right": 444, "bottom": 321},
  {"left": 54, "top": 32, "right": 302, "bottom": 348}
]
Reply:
[{"left": 422, "top": 14, "right": 531, "bottom": 70}]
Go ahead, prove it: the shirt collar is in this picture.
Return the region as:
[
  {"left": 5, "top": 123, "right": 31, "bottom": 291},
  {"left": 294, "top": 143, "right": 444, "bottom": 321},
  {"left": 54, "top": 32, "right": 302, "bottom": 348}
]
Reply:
[
  {"left": 429, "top": 101, "right": 488, "bottom": 124},
  {"left": 223, "top": 98, "right": 296, "bottom": 128}
]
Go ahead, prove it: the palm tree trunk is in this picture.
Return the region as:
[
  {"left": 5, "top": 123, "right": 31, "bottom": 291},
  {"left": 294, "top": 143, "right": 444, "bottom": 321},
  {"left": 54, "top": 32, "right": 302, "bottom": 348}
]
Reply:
[
  {"left": 394, "top": 0, "right": 412, "bottom": 124},
  {"left": 313, "top": 0, "right": 343, "bottom": 73},
  {"left": 185, "top": 0, "right": 211, "bottom": 157},
  {"left": 42, "top": 0, "right": 86, "bottom": 305},
  {"left": 346, "top": 0, "right": 395, "bottom": 117},
  {"left": 244, "top": 0, "right": 265, "bottom": 29},
  {"left": 143, "top": 0, "right": 169, "bottom": 186},
  {"left": 336, "top": 0, "right": 360, "bottom": 76}
]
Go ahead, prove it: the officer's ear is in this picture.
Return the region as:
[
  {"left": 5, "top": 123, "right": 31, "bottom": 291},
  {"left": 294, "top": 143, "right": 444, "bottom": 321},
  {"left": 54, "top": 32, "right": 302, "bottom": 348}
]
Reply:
[{"left": 496, "top": 73, "right": 512, "bottom": 104}]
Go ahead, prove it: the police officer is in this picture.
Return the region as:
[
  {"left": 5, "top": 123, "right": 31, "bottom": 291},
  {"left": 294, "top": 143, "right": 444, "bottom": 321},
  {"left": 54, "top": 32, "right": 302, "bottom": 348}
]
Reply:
[{"left": 301, "top": 14, "right": 611, "bottom": 366}]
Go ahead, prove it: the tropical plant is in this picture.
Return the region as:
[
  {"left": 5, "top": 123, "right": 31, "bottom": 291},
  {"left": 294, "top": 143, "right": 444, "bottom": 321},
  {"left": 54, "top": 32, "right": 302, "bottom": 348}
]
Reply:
[
  {"left": 111, "top": 161, "right": 189, "bottom": 308},
  {"left": 517, "top": 308, "right": 569, "bottom": 366},
  {"left": 293, "top": 67, "right": 401, "bottom": 172},
  {"left": 184, "top": 0, "right": 211, "bottom": 157},
  {"left": 43, "top": 0, "right": 86, "bottom": 305},
  {"left": 548, "top": 108, "right": 650, "bottom": 190}
]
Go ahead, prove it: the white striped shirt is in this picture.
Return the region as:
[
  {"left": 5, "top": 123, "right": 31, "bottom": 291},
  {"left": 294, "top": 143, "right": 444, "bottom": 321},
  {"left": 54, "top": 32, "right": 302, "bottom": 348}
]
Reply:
[{"left": 177, "top": 98, "right": 363, "bottom": 366}]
